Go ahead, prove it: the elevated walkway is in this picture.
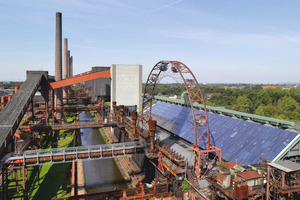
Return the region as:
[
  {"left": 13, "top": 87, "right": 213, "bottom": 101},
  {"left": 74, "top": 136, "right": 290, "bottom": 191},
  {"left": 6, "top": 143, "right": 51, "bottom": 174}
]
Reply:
[
  {"left": 0, "top": 71, "right": 48, "bottom": 156},
  {"left": 35, "top": 105, "right": 102, "bottom": 112},
  {"left": 0, "top": 142, "right": 146, "bottom": 168},
  {"left": 20, "top": 120, "right": 118, "bottom": 131}
]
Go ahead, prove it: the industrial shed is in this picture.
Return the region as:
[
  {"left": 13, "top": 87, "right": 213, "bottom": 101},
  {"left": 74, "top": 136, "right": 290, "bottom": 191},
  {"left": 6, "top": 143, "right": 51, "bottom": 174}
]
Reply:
[{"left": 151, "top": 101, "right": 300, "bottom": 166}]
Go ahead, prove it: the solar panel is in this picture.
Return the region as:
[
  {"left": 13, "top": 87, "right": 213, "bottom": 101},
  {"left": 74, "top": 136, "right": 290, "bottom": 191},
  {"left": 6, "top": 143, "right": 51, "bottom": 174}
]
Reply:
[{"left": 150, "top": 101, "right": 298, "bottom": 166}]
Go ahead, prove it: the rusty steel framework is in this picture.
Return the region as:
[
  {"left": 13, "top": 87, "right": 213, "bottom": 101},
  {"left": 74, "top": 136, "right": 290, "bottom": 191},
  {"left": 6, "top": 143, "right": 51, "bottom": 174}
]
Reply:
[
  {"left": 266, "top": 163, "right": 300, "bottom": 200},
  {"left": 1, "top": 60, "right": 223, "bottom": 199},
  {"left": 142, "top": 60, "right": 221, "bottom": 179}
]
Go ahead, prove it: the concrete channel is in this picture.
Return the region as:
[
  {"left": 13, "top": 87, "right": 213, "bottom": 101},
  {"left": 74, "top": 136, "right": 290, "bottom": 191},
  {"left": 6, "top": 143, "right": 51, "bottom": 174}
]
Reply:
[{"left": 78, "top": 111, "right": 128, "bottom": 193}]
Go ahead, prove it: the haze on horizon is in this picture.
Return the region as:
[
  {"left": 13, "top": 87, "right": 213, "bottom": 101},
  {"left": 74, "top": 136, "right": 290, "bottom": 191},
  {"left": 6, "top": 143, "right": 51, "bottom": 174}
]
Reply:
[{"left": 0, "top": 0, "right": 299, "bottom": 84}]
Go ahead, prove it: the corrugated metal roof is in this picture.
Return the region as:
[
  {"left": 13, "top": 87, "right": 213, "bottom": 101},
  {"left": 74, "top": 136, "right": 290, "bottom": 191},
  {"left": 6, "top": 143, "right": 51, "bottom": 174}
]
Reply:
[
  {"left": 268, "top": 160, "right": 300, "bottom": 172},
  {"left": 225, "top": 161, "right": 240, "bottom": 169},
  {"left": 240, "top": 171, "right": 264, "bottom": 180},
  {"left": 232, "top": 177, "right": 243, "bottom": 183},
  {"left": 0, "top": 73, "right": 44, "bottom": 154}
]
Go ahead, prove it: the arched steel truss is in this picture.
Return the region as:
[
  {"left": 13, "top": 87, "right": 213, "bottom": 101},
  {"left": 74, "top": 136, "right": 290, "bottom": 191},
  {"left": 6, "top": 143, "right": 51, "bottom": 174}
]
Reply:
[{"left": 142, "top": 60, "right": 221, "bottom": 179}]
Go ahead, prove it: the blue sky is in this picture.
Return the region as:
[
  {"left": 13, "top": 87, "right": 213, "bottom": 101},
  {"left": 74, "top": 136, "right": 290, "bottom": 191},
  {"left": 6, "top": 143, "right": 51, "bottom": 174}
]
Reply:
[{"left": 1, "top": 0, "right": 300, "bottom": 83}]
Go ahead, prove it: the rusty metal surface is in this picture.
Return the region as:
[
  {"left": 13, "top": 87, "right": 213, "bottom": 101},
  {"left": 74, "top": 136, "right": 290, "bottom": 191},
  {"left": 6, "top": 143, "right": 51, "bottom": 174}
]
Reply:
[
  {"left": 20, "top": 120, "right": 117, "bottom": 131},
  {"left": 141, "top": 60, "right": 222, "bottom": 180},
  {"left": 1, "top": 142, "right": 146, "bottom": 168},
  {"left": 50, "top": 70, "right": 111, "bottom": 89},
  {"left": 52, "top": 182, "right": 169, "bottom": 200}
]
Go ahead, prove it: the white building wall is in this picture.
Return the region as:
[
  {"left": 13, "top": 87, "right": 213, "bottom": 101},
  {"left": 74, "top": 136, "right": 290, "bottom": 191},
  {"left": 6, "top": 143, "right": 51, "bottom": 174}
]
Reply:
[{"left": 111, "top": 64, "right": 142, "bottom": 112}]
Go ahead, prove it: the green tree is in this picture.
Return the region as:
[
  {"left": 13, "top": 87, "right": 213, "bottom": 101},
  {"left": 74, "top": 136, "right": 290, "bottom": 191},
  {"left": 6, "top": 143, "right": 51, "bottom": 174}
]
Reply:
[
  {"left": 74, "top": 83, "right": 84, "bottom": 89},
  {"left": 232, "top": 95, "right": 252, "bottom": 113},
  {"left": 277, "top": 96, "right": 300, "bottom": 120},
  {"left": 266, "top": 88, "right": 287, "bottom": 105},
  {"left": 155, "top": 84, "right": 300, "bottom": 123},
  {"left": 255, "top": 104, "right": 277, "bottom": 117},
  {"left": 277, "top": 96, "right": 299, "bottom": 112},
  {"left": 181, "top": 180, "right": 191, "bottom": 192}
]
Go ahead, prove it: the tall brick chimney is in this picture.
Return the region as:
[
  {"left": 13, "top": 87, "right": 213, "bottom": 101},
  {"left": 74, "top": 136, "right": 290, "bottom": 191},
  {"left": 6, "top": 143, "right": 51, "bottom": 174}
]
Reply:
[{"left": 55, "top": 12, "right": 63, "bottom": 120}]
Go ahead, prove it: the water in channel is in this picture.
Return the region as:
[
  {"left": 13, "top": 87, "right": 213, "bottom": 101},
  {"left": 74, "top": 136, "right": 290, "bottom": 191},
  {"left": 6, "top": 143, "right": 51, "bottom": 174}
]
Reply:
[{"left": 79, "top": 111, "right": 128, "bottom": 193}]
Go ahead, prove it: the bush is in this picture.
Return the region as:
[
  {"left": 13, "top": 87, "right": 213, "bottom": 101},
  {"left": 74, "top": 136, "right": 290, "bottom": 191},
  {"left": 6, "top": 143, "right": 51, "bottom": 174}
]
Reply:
[{"left": 181, "top": 180, "right": 191, "bottom": 192}]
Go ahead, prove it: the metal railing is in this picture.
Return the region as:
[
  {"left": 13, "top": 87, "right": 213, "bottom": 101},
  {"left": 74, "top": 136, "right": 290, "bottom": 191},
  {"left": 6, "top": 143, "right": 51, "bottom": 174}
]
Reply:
[{"left": 0, "top": 142, "right": 147, "bottom": 169}]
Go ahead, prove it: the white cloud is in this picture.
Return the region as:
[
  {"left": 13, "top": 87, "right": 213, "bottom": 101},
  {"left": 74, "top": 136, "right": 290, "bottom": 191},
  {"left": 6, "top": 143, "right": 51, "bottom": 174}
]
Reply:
[
  {"left": 155, "top": 29, "right": 300, "bottom": 47},
  {"left": 149, "top": 0, "right": 184, "bottom": 13}
]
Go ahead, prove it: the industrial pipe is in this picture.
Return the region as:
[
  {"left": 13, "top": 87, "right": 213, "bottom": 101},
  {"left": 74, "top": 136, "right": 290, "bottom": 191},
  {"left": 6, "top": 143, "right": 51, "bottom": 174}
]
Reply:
[
  {"left": 112, "top": 101, "right": 116, "bottom": 115},
  {"left": 149, "top": 120, "right": 156, "bottom": 152},
  {"left": 119, "top": 105, "right": 124, "bottom": 123},
  {"left": 131, "top": 111, "right": 137, "bottom": 136}
]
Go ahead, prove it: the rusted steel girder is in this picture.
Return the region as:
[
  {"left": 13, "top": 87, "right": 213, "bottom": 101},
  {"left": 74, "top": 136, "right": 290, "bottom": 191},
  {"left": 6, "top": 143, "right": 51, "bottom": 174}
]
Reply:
[
  {"left": 49, "top": 69, "right": 111, "bottom": 89},
  {"left": 142, "top": 60, "right": 222, "bottom": 180},
  {"left": 34, "top": 105, "right": 104, "bottom": 112},
  {"left": 11, "top": 148, "right": 144, "bottom": 167},
  {"left": 20, "top": 121, "right": 117, "bottom": 131}
]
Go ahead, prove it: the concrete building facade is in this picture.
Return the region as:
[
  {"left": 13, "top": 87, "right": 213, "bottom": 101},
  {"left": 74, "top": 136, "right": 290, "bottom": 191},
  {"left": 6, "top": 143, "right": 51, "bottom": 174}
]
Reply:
[
  {"left": 85, "top": 67, "right": 111, "bottom": 101},
  {"left": 111, "top": 64, "right": 142, "bottom": 112}
]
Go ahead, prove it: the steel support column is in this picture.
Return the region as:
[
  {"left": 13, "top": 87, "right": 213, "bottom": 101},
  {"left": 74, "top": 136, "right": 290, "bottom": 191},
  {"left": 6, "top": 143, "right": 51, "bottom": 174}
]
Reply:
[{"left": 266, "top": 165, "right": 270, "bottom": 200}]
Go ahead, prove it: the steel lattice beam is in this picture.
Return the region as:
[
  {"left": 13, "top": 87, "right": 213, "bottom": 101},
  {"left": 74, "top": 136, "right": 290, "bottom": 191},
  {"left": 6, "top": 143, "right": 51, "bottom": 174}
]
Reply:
[
  {"left": 142, "top": 60, "right": 222, "bottom": 180},
  {"left": 49, "top": 69, "right": 111, "bottom": 89}
]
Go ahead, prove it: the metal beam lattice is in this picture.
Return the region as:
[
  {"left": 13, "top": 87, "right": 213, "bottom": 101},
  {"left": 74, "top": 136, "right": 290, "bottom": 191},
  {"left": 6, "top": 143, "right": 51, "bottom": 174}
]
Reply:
[{"left": 142, "top": 60, "right": 222, "bottom": 179}]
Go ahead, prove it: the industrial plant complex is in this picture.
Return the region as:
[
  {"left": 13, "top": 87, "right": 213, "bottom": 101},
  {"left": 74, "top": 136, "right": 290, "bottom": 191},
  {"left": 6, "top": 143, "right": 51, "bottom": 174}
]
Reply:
[{"left": 1, "top": 12, "right": 300, "bottom": 200}]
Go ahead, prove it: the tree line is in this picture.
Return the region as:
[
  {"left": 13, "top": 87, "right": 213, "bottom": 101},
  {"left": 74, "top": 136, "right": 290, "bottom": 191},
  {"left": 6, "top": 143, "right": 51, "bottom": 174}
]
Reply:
[
  {"left": 0, "top": 81, "right": 23, "bottom": 89},
  {"left": 150, "top": 84, "right": 300, "bottom": 123},
  {"left": 206, "top": 86, "right": 300, "bottom": 123}
]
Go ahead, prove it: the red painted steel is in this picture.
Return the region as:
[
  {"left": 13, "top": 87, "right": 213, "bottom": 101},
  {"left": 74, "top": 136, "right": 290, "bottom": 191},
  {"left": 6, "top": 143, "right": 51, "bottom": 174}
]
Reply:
[
  {"left": 20, "top": 121, "right": 117, "bottom": 131},
  {"left": 142, "top": 60, "right": 222, "bottom": 179},
  {"left": 50, "top": 69, "right": 111, "bottom": 89},
  {"left": 71, "top": 161, "right": 76, "bottom": 196},
  {"left": 11, "top": 148, "right": 144, "bottom": 166}
]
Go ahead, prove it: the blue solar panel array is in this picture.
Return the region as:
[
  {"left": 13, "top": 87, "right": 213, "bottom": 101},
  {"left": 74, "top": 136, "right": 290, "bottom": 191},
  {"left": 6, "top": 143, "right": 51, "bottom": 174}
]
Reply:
[{"left": 151, "top": 102, "right": 298, "bottom": 166}]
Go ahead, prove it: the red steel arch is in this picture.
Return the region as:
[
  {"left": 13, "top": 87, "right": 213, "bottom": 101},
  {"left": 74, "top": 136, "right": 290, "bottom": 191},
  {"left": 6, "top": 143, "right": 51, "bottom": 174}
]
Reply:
[{"left": 142, "top": 60, "right": 221, "bottom": 179}]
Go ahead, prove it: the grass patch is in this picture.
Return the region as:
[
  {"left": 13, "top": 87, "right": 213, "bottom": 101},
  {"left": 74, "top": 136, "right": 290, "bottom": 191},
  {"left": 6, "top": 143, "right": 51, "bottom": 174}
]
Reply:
[
  {"left": 99, "top": 128, "right": 109, "bottom": 144},
  {"left": 27, "top": 128, "right": 74, "bottom": 199},
  {"left": 2, "top": 113, "right": 77, "bottom": 199},
  {"left": 105, "top": 101, "right": 111, "bottom": 106},
  {"left": 58, "top": 137, "right": 74, "bottom": 147},
  {"left": 27, "top": 163, "right": 72, "bottom": 199}
]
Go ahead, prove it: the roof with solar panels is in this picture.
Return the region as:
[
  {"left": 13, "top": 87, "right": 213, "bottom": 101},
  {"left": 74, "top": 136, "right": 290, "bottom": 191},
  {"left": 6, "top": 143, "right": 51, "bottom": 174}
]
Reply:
[{"left": 149, "top": 98, "right": 300, "bottom": 166}]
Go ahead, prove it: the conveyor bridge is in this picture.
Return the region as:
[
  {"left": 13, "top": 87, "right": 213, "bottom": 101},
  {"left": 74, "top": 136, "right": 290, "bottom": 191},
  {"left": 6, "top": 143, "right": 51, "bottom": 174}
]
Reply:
[
  {"left": 1, "top": 142, "right": 146, "bottom": 168},
  {"left": 20, "top": 120, "right": 118, "bottom": 131},
  {"left": 0, "top": 71, "right": 48, "bottom": 156}
]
